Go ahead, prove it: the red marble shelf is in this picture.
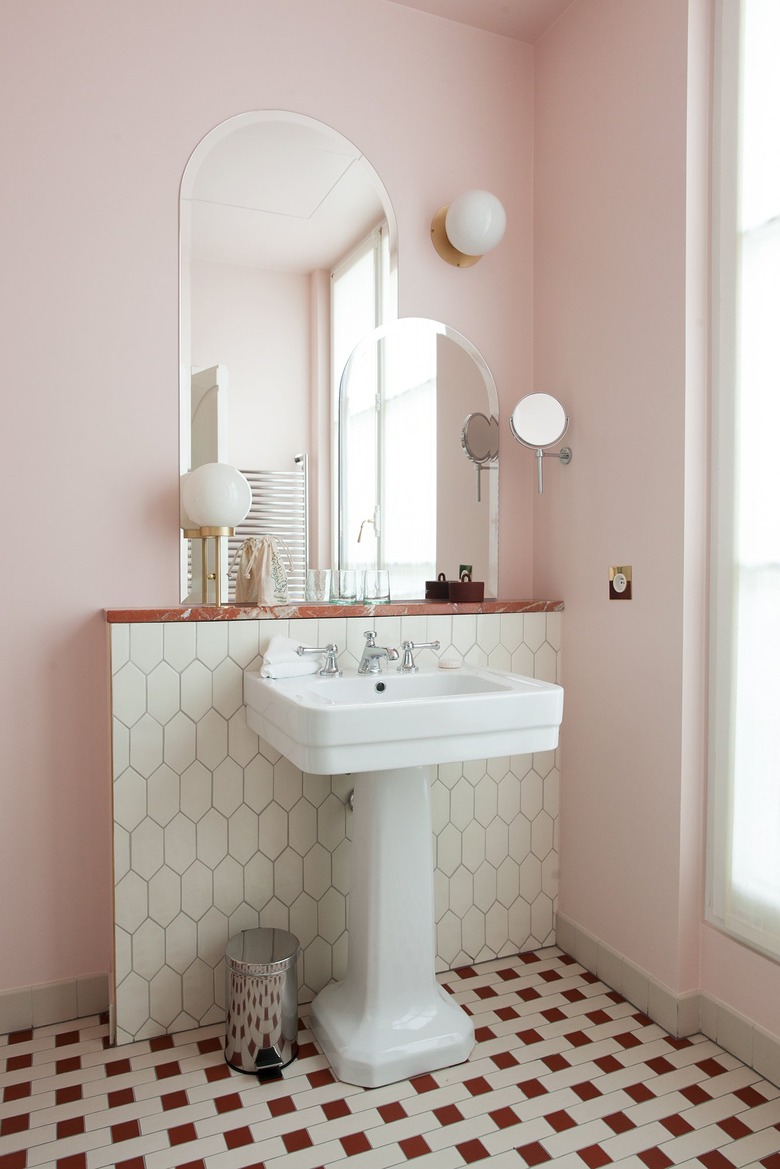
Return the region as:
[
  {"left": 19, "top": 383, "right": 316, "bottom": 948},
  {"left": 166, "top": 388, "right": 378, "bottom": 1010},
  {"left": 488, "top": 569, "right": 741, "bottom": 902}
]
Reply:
[{"left": 105, "top": 599, "right": 563, "bottom": 623}]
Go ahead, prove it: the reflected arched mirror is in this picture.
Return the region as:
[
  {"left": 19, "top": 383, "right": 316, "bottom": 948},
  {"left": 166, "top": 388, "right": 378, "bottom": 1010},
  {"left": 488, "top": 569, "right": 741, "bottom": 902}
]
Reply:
[
  {"left": 510, "top": 393, "right": 571, "bottom": 494},
  {"left": 339, "top": 318, "right": 499, "bottom": 599}
]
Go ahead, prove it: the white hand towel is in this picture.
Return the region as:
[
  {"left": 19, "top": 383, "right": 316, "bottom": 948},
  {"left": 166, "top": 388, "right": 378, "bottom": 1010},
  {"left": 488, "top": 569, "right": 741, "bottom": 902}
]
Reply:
[{"left": 260, "top": 635, "right": 321, "bottom": 679}]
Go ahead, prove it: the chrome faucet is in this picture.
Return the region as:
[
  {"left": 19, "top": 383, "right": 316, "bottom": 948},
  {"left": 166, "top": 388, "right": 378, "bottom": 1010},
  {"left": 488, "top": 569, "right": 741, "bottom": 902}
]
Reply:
[
  {"left": 358, "top": 630, "right": 399, "bottom": 674},
  {"left": 397, "top": 639, "right": 440, "bottom": 673},
  {"left": 296, "top": 643, "right": 342, "bottom": 677}
]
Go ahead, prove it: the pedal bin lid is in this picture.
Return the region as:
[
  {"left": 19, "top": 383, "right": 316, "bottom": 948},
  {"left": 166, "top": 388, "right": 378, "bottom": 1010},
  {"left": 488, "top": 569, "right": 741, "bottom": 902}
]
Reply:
[{"left": 225, "top": 928, "right": 300, "bottom": 976}]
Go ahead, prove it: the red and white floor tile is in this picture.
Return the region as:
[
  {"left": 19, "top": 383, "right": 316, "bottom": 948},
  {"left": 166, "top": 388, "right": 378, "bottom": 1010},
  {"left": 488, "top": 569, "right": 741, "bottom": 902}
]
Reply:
[{"left": 2, "top": 949, "right": 780, "bottom": 1169}]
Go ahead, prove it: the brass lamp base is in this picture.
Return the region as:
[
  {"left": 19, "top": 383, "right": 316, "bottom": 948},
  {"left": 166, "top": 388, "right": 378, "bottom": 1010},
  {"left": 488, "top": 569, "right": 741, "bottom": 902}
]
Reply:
[{"left": 183, "top": 526, "right": 235, "bottom": 606}]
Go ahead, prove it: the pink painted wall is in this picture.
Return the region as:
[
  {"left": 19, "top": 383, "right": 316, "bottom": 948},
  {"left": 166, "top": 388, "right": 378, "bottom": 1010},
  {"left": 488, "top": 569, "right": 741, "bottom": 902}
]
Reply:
[
  {"left": 534, "top": 0, "right": 780, "bottom": 1037},
  {"left": 0, "top": 0, "right": 532, "bottom": 992}
]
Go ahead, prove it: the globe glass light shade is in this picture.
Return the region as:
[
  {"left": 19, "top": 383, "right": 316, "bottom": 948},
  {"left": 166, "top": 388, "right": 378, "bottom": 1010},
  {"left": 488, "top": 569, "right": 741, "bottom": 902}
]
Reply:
[
  {"left": 445, "top": 190, "right": 506, "bottom": 257},
  {"left": 180, "top": 463, "right": 251, "bottom": 528}
]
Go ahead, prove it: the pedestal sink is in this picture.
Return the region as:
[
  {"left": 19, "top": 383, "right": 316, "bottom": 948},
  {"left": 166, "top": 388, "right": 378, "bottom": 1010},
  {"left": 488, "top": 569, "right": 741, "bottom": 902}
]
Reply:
[{"left": 244, "top": 662, "right": 563, "bottom": 1087}]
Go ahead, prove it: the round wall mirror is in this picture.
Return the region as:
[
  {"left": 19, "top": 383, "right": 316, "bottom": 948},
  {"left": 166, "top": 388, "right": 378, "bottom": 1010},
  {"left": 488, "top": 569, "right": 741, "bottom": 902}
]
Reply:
[
  {"left": 509, "top": 393, "right": 568, "bottom": 449},
  {"left": 462, "top": 412, "right": 499, "bottom": 464}
]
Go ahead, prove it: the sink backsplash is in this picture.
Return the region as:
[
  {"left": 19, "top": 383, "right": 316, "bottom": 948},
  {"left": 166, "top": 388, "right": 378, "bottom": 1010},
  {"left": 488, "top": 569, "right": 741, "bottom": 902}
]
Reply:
[{"left": 110, "top": 611, "right": 561, "bottom": 1044}]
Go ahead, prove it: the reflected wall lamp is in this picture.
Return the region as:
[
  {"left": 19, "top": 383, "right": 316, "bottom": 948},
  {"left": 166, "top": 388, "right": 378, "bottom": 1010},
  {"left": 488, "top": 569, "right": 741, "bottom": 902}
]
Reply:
[
  {"left": 431, "top": 190, "right": 506, "bottom": 267},
  {"left": 181, "top": 462, "right": 252, "bottom": 605}
]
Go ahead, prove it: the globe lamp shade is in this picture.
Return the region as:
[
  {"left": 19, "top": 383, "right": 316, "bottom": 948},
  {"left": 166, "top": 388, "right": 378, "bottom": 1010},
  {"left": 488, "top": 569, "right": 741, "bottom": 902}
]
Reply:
[{"left": 181, "top": 463, "right": 251, "bottom": 529}]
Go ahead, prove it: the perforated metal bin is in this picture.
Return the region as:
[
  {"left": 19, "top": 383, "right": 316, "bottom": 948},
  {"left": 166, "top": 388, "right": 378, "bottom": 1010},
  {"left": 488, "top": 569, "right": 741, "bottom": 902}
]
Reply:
[{"left": 224, "top": 928, "right": 300, "bottom": 1077}]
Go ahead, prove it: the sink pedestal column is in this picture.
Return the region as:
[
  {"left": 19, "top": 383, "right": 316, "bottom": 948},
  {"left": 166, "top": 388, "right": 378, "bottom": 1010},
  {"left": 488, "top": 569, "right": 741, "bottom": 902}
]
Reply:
[{"left": 309, "top": 764, "right": 474, "bottom": 1087}]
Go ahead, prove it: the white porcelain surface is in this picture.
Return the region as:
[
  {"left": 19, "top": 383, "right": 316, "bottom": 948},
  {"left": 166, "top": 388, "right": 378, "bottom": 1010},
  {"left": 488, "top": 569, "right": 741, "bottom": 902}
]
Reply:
[{"left": 244, "top": 664, "right": 564, "bottom": 774}]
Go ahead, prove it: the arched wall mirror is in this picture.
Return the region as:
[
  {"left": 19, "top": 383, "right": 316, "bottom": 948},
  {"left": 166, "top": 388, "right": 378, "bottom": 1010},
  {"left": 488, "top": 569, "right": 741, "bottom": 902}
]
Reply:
[
  {"left": 338, "top": 318, "right": 499, "bottom": 600},
  {"left": 179, "top": 111, "right": 499, "bottom": 602}
]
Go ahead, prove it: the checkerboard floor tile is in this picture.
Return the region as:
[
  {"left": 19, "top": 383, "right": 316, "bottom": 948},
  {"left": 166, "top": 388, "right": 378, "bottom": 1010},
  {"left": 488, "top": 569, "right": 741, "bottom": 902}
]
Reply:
[{"left": 2, "top": 948, "right": 780, "bottom": 1169}]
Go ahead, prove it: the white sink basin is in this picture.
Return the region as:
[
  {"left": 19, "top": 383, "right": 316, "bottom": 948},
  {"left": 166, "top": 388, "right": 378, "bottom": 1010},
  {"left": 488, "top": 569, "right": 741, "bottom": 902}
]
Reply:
[{"left": 243, "top": 664, "right": 563, "bottom": 774}]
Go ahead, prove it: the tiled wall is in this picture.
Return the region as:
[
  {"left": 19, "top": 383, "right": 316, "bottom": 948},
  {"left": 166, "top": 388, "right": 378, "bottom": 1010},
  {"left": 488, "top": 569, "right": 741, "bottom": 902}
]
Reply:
[{"left": 110, "top": 611, "right": 561, "bottom": 1044}]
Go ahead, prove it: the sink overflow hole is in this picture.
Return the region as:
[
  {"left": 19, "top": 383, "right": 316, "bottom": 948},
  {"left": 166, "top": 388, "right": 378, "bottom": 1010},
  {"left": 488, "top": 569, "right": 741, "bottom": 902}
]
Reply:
[{"left": 375, "top": 681, "right": 386, "bottom": 692}]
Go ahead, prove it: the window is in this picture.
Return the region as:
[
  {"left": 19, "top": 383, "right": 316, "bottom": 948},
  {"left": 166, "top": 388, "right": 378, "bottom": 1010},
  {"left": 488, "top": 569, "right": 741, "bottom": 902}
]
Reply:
[{"left": 707, "top": 0, "right": 780, "bottom": 959}]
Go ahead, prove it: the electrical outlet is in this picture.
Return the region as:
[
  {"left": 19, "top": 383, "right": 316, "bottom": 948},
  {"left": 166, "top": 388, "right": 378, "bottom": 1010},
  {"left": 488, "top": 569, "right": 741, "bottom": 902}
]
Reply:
[{"left": 609, "top": 565, "right": 632, "bottom": 600}]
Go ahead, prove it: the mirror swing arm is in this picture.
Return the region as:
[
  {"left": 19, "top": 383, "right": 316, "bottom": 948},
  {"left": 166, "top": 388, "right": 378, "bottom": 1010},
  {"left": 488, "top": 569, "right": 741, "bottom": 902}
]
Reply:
[{"left": 509, "top": 393, "right": 572, "bottom": 494}]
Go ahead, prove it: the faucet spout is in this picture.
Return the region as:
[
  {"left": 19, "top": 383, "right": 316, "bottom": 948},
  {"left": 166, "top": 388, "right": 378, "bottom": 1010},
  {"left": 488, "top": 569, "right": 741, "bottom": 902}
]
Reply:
[{"left": 358, "top": 630, "right": 399, "bottom": 674}]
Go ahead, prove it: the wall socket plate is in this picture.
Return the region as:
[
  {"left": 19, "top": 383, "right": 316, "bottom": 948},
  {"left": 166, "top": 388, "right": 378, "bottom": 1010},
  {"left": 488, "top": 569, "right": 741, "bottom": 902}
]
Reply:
[{"left": 609, "top": 564, "right": 632, "bottom": 600}]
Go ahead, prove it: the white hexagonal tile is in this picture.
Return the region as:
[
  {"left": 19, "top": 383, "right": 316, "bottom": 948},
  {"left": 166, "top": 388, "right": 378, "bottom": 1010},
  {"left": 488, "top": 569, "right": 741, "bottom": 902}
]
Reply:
[
  {"left": 451, "top": 615, "right": 476, "bottom": 657},
  {"left": 474, "top": 777, "right": 498, "bottom": 827},
  {"left": 317, "top": 793, "right": 347, "bottom": 854},
  {"left": 496, "top": 857, "right": 520, "bottom": 908},
  {"left": 114, "top": 824, "right": 130, "bottom": 881},
  {"left": 461, "top": 820, "right": 486, "bottom": 874},
  {"left": 147, "top": 765, "right": 180, "bottom": 828},
  {"left": 164, "top": 712, "right": 197, "bottom": 774},
  {"left": 213, "top": 757, "right": 243, "bottom": 818},
  {"left": 196, "top": 808, "right": 228, "bottom": 869},
  {"left": 131, "top": 817, "right": 164, "bottom": 881},
  {"left": 318, "top": 887, "right": 346, "bottom": 944},
  {"left": 114, "top": 769, "right": 147, "bottom": 832},
  {"left": 497, "top": 773, "right": 521, "bottom": 825},
  {"left": 436, "top": 910, "right": 462, "bottom": 966},
  {"left": 463, "top": 758, "right": 486, "bottom": 785},
  {"left": 520, "top": 769, "right": 544, "bottom": 822},
  {"left": 289, "top": 891, "right": 318, "bottom": 948},
  {"left": 179, "top": 761, "right": 211, "bottom": 824},
  {"left": 115, "top": 871, "right": 148, "bottom": 933},
  {"left": 228, "top": 710, "right": 259, "bottom": 768},
  {"left": 302, "top": 773, "right": 330, "bottom": 808},
  {"left": 332, "top": 933, "right": 348, "bottom": 982},
  {"left": 541, "top": 851, "right": 558, "bottom": 899},
  {"left": 132, "top": 918, "right": 165, "bottom": 981},
  {"left": 196, "top": 622, "right": 229, "bottom": 669},
  {"left": 273, "top": 755, "right": 303, "bottom": 812},
  {"left": 519, "top": 853, "right": 542, "bottom": 903},
  {"left": 510, "top": 645, "right": 534, "bottom": 677},
  {"left": 523, "top": 615, "right": 546, "bottom": 653},
  {"left": 212, "top": 658, "right": 243, "bottom": 720},
  {"left": 112, "top": 720, "right": 130, "bottom": 777},
  {"left": 531, "top": 892, "right": 554, "bottom": 945},
  {"left": 148, "top": 865, "right": 181, "bottom": 928},
  {"left": 228, "top": 804, "right": 258, "bottom": 865},
  {"left": 303, "top": 843, "right": 331, "bottom": 901},
  {"left": 182, "top": 957, "right": 212, "bottom": 1021},
  {"left": 449, "top": 865, "right": 474, "bottom": 918},
  {"left": 227, "top": 620, "right": 261, "bottom": 667},
  {"left": 331, "top": 839, "right": 351, "bottom": 895},
  {"left": 462, "top": 905, "right": 486, "bottom": 958},
  {"left": 485, "top": 818, "right": 509, "bottom": 867},
  {"left": 532, "top": 810, "right": 554, "bottom": 860},
  {"left": 165, "top": 912, "right": 198, "bottom": 975},
  {"left": 473, "top": 861, "right": 497, "bottom": 912},
  {"left": 431, "top": 781, "right": 450, "bottom": 835},
  {"left": 508, "top": 812, "right": 532, "bottom": 863},
  {"left": 196, "top": 710, "right": 228, "bottom": 770},
  {"left": 450, "top": 777, "right": 474, "bottom": 831},
  {"left": 112, "top": 663, "right": 146, "bottom": 724},
  {"left": 164, "top": 813, "right": 197, "bottom": 875},
  {"left": 436, "top": 824, "right": 461, "bottom": 878},
  {"left": 261, "top": 897, "right": 289, "bottom": 931},
  {"left": 111, "top": 625, "right": 130, "bottom": 672},
  {"left": 116, "top": 970, "right": 150, "bottom": 1038},
  {"left": 130, "top": 625, "right": 163, "bottom": 674},
  {"left": 181, "top": 860, "right": 213, "bottom": 922},
  {"left": 163, "top": 623, "right": 196, "bottom": 672},
  {"left": 244, "top": 852, "right": 273, "bottom": 907},
  {"left": 301, "top": 935, "right": 332, "bottom": 996},
  {"left": 258, "top": 803, "right": 288, "bottom": 861},
  {"left": 244, "top": 754, "right": 274, "bottom": 813},
  {"left": 545, "top": 613, "right": 562, "bottom": 652},
  {"left": 275, "top": 846, "right": 304, "bottom": 907},
  {"left": 534, "top": 641, "right": 558, "bottom": 685},
  {"left": 499, "top": 614, "right": 524, "bottom": 653},
  {"left": 129, "top": 714, "right": 164, "bottom": 779},
  {"left": 437, "top": 762, "right": 460, "bottom": 790},
  {"left": 213, "top": 855, "right": 244, "bottom": 916},
  {"left": 487, "top": 644, "right": 511, "bottom": 672},
  {"left": 485, "top": 901, "right": 509, "bottom": 954},
  {"left": 508, "top": 897, "right": 532, "bottom": 948},
  {"left": 228, "top": 903, "right": 260, "bottom": 938},
  {"left": 486, "top": 755, "right": 510, "bottom": 781},
  {"left": 289, "top": 799, "right": 317, "bottom": 857},
  {"left": 114, "top": 925, "right": 131, "bottom": 983},
  {"left": 476, "top": 615, "right": 500, "bottom": 656},
  {"left": 146, "top": 662, "right": 180, "bottom": 726},
  {"left": 180, "top": 660, "right": 212, "bottom": 722},
  {"left": 197, "top": 905, "right": 229, "bottom": 967}
]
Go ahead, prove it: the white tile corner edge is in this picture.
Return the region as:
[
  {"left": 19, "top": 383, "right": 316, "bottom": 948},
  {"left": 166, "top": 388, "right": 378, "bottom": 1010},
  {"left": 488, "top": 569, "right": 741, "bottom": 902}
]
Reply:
[
  {"left": 555, "top": 911, "right": 780, "bottom": 1089},
  {"left": 0, "top": 974, "right": 110, "bottom": 1036}
]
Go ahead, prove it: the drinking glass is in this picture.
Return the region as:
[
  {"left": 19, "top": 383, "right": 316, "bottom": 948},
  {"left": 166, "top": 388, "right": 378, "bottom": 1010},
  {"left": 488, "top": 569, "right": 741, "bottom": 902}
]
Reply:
[
  {"left": 362, "top": 569, "right": 391, "bottom": 603},
  {"left": 305, "top": 569, "right": 331, "bottom": 602},
  {"left": 334, "top": 569, "right": 358, "bottom": 604}
]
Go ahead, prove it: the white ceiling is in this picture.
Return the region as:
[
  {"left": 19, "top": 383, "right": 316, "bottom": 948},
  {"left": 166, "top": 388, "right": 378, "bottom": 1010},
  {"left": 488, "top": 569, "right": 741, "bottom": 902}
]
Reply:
[{"left": 383, "top": 0, "right": 575, "bottom": 43}]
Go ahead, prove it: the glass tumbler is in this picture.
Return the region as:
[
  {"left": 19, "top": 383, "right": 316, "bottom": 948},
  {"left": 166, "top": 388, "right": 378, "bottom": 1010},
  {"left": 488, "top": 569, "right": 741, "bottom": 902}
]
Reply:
[
  {"left": 305, "top": 569, "right": 331, "bottom": 603},
  {"left": 362, "top": 569, "right": 391, "bottom": 603},
  {"left": 334, "top": 569, "right": 358, "bottom": 604}
]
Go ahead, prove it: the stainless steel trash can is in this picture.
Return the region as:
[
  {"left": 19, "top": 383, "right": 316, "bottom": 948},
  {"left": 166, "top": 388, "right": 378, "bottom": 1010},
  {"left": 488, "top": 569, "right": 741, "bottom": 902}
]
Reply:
[{"left": 224, "top": 928, "right": 300, "bottom": 1076}]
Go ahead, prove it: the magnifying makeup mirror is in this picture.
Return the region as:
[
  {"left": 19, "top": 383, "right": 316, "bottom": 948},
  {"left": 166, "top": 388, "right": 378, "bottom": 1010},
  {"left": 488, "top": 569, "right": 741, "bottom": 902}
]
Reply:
[
  {"left": 509, "top": 393, "right": 572, "bottom": 493},
  {"left": 461, "top": 411, "right": 499, "bottom": 501}
]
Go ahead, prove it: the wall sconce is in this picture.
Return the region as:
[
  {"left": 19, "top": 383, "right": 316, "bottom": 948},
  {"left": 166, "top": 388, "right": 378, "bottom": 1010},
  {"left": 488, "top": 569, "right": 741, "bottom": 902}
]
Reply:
[
  {"left": 431, "top": 190, "right": 506, "bottom": 267},
  {"left": 509, "top": 393, "right": 572, "bottom": 494},
  {"left": 181, "top": 463, "right": 252, "bottom": 605}
]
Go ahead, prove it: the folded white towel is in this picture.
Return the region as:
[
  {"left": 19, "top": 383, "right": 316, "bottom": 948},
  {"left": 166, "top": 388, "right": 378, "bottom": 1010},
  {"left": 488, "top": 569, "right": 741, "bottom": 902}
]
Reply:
[{"left": 260, "top": 635, "right": 321, "bottom": 679}]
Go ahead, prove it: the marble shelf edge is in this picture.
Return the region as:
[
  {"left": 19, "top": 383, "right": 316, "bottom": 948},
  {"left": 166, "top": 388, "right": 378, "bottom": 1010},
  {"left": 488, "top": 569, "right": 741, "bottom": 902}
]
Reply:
[{"left": 104, "top": 599, "right": 564, "bottom": 623}]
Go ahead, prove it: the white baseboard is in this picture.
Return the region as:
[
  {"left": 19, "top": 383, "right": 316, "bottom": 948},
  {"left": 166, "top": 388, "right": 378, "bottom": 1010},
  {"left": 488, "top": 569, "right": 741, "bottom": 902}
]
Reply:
[
  {"left": 556, "top": 912, "right": 780, "bottom": 1088},
  {"left": 0, "top": 974, "right": 109, "bottom": 1035}
]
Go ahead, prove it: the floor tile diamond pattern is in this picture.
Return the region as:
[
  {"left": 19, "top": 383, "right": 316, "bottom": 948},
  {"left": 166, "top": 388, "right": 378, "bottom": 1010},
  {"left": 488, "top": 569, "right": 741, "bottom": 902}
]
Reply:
[{"left": 2, "top": 949, "right": 779, "bottom": 1169}]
